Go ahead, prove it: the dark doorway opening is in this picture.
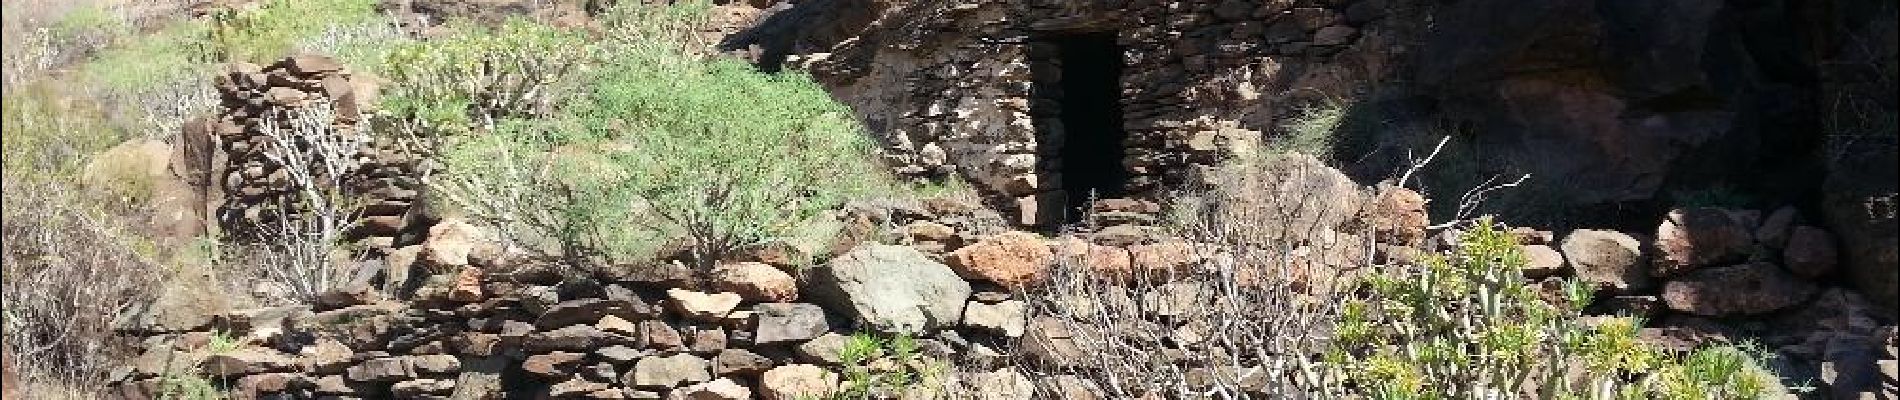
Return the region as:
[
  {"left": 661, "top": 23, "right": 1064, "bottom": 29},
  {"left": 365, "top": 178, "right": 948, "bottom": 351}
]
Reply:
[{"left": 1039, "top": 32, "right": 1128, "bottom": 223}]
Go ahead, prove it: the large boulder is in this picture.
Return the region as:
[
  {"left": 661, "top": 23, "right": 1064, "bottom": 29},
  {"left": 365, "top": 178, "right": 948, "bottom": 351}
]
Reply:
[
  {"left": 1652, "top": 208, "right": 1754, "bottom": 277},
  {"left": 946, "top": 231, "right": 1055, "bottom": 289},
  {"left": 1782, "top": 226, "right": 1839, "bottom": 278},
  {"left": 1822, "top": 145, "right": 1898, "bottom": 315},
  {"left": 1205, "top": 154, "right": 1364, "bottom": 244},
  {"left": 804, "top": 244, "right": 971, "bottom": 333},
  {"left": 1662, "top": 262, "right": 1818, "bottom": 316},
  {"left": 1560, "top": 229, "right": 1651, "bottom": 293}
]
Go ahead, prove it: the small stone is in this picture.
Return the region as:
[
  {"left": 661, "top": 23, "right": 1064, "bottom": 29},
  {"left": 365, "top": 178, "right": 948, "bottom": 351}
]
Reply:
[
  {"left": 712, "top": 262, "right": 799, "bottom": 302},
  {"left": 596, "top": 345, "right": 645, "bottom": 364},
  {"left": 667, "top": 377, "right": 750, "bottom": 400},
  {"left": 760, "top": 364, "right": 838, "bottom": 400},
  {"left": 751, "top": 303, "right": 830, "bottom": 345},
  {"left": 201, "top": 349, "right": 297, "bottom": 378},
  {"left": 346, "top": 356, "right": 414, "bottom": 382},
  {"left": 1783, "top": 226, "right": 1838, "bottom": 278},
  {"left": 712, "top": 348, "right": 774, "bottom": 376},
  {"left": 1652, "top": 208, "right": 1753, "bottom": 276},
  {"left": 391, "top": 378, "right": 455, "bottom": 397},
  {"left": 1755, "top": 206, "right": 1800, "bottom": 248},
  {"left": 599, "top": 314, "right": 641, "bottom": 336},
  {"left": 667, "top": 289, "right": 743, "bottom": 322},
  {"left": 1312, "top": 26, "right": 1358, "bottom": 46},
  {"left": 642, "top": 320, "right": 685, "bottom": 351},
  {"left": 522, "top": 352, "right": 586, "bottom": 380},
  {"left": 795, "top": 334, "right": 849, "bottom": 366},
  {"left": 629, "top": 354, "right": 712, "bottom": 389},
  {"left": 1520, "top": 244, "right": 1568, "bottom": 279},
  {"left": 689, "top": 328, "right": 727, "bottom": 354},
  {"left": 1561, "top": 229, "right": 1651, "bottom": 293},
  {"left": 409, "top": 354, "right": 460, "bottom": 375},
  {"left": 963, "top": 300, "right": 1028, "bottom": 337}
]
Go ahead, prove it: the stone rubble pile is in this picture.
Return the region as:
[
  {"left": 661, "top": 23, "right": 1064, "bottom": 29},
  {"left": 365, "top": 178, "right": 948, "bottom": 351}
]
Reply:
[{"left": 208, "top": 54, "right": 428, "bottom": 252}]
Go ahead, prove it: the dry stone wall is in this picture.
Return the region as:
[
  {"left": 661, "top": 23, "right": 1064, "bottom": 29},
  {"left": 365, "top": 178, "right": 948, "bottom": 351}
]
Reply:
[
  {"left": 798, "top": 0, "right": 1394, "bottom": 227},
  {"left": 209, "top": 54, "right": 428, "bottom": 252}
]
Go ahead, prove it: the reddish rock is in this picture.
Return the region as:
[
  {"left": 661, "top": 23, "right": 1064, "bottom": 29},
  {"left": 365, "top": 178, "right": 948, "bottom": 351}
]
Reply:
[
  {"left": 1054, "top": 238, "right": 1134, "bottom": 279},
  {"left": 1127, "top": 240, "right": 1203, "bottom": 278},
  {"left": 947, "top": 231, "right": 1055, "bottom": 289},
  {"left": 449, "top": 266, "right": 484, "bottom": 302},
  {"left": 1783, "top": 226, "right": 1839, "bottom": 278},
  {"left": 1652, "top": 208, "right": 1754, "bottom": 277},
  {"left": 522, "top": 352, "right": 586, "bottom": 380}
]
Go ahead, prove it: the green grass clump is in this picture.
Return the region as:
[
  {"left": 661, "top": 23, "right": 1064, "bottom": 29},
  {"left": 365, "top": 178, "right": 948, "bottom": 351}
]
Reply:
[
  {"left": 208, "top": 0, "right": 381, "bottom": 63},
  {"left": 830, "top": 332, "right": 941, "bottom": 399},
  {"left": 1271, "top": 97, "right": 1345, "bottom": 158}
]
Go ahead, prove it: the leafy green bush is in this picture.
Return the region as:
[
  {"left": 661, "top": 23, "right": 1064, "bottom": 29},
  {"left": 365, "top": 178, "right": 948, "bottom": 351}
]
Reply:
[
  {"left": 380, "top": 19, "right": 596, "bottom": 134},
  {"left": 831, "top": 332, "right": 942, "bottom": 399},
  {"left": 1333, "top": 219, "right": 1783, "bottom": 399},
  {"left": 431, "top": 3, "right": 897, "bottom": 269},
  {"left": 1270, "top": 97, "right": 1345, "bottom": 158},
  {"left": 207, "top": 0, "right": 381, "bottom": 63}
]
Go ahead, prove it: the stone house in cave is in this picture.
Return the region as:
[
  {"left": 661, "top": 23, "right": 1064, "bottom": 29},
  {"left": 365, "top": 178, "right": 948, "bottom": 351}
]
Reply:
[{"left": 731, "top": 0, "right": 1402, "bottom": 227}]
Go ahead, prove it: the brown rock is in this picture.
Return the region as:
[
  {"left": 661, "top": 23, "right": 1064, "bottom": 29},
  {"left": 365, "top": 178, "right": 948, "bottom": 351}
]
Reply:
[
  {"left": 711, "top": 262, "right": 799, "bottom": 302},
  {"left": 1560, "top": 229, "right": 1651, "bottom": 293},
  {"left": 668, "top": 377, "right": 750, "bottom": 400},
  {"left": 202, "top": 349, "right": 297, "bottom": 378},
  {"left": 712, "top": 348, "right": 774, "bottom": 376},
  {"left": 629, "top": 354, "right": 711, "bottom": 389},
  {"left": 642, "top": 320, "right": 684, "bottom": 350},
  {"left": 666, "top": 289, "right": 743, "bottom": 322},
  {"left": 346, "top": 356, "right": 415, "bottom": 382},
  {"left": 947, "top": 231, "right": 1055, "bottom": 289},
  {"left": 233, "top": 372, "right": 312, "bottom": 398},
  {"left": 689, "top": 328, "right": 727, "bottom": 354},
  {"left": 449, "top": 266, "right": 484, "bottom": 302},
  {"left": 906, "top": 221, "right": 958, "bottom": 243},
  {"left": 759, "top": 364, "right": 838, "bottom": 400},
  {"left": 1755, "top": 206, "right": 1801, "bottom": 248},
  {"left": 598, "top": 314, "right": 640, "bottom": 336},
  {"left": 522, "top": 352, "right": 586, "bottom": 380},
  {"left": 1357, "top": 184, "right": 1428, "bottom": 246},
  {"left": 424, "top": 218, "right": 490, "bottom": 267},
  {"left": 391, "top": 378, "right": 455, "bottom": 397},
  {"left": 1652, "top": 208, "right": 1754, "bottom": 277},
  {"left": 1128, "top": 240, "right": 1203, "bottom": 277},
  {"left": 1783, "top": 226, "right": 1838, "bottom": 278},
  {"left": 1662, "top": 262, "right": 1819, "bottom": 316},
  {"left": 1520, "top": 244, "right": 1568, "bottom": 279}
]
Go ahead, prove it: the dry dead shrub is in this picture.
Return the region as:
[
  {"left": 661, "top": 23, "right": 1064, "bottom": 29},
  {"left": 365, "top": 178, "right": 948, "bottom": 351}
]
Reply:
[
  {"left": 0, "top": 177, "right": 165, "bottom": 397},
  {"left": 1015, "top": 154, "right": 1377, "bottom": 398}
]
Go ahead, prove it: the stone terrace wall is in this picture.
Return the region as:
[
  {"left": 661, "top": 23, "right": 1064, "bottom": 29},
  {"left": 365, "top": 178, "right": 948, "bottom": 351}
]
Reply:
[
  {"left": 797, "top": 0, "right": 1400, "bottom": 227},
  {"left": 208, "top": 55, "right": 429, "bottom": 252}
]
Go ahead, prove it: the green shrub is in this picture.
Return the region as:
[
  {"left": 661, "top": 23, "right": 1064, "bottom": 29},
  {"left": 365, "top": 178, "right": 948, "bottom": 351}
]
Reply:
[
  {"left": 829, "top": 332, "right": 941, "bottom": 399},
  {"left": 380, "top": 19, "right": 596, "bottom": 133},
  {"left": 207, "top": 0, "right": 381, "bottom": 63},
  {"left": 1333, "top": 219, "right": 1785, "bottom": 398},
  {"left": 1271, "top": 97, "right": 1345, "bottom": 158},
  {"left": 431, "top": 3, "right": 898, "bottom": 269}
]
